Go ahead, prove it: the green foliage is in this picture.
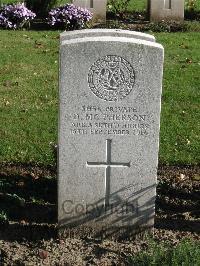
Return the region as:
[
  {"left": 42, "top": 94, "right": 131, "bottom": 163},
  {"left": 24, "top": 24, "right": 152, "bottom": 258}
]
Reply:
[
  {"left": 107, "top": 0, "right": 131, "bottom": 18},
  {"left": 107, "top": 0, "right": 147, "bottom": 13},
  {"left": 129, "top": 239, "right": 200, "bottom": 266},
  {"left": 144, "top": 21, "right": 187, "bottom": 33},
  {"left": 184, "top": 21, "right": 200, "bottom": 31},
  {"left": 185, "top": 0, "right": 197, "bottom": 12},
  {"left": 185, "top": 0, "right": 200, "bottom": 20},
  {"left": 0, "top": 211, "right": 8, "bottom": 226},
  {"left": 25, "top": 0, "right": 58, "bottom": 18}
]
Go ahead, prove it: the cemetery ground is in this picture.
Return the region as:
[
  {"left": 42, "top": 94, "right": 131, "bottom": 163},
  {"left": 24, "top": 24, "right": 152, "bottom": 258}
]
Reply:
[{"left": 0, "top": 28, "right": 199, "bottom": 265}]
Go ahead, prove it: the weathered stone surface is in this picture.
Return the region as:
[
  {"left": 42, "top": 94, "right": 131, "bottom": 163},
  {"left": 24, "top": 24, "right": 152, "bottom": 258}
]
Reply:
[
  {"left": 60, "top": 29, "right": 156, "bottom": 43},
  {"left": 72, "top": 0, "right": 107, "bottom": 23},
  {"left": 58, "top": 31, "right": 164, "bottom": 238},
  {"left": 150, "top": 0, "right": 184, "bottom": 22}
]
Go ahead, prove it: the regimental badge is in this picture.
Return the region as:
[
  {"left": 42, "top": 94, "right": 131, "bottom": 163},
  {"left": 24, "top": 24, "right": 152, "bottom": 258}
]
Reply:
[{"left": 88, "top": 55, "right": 135, "bottom": 102}]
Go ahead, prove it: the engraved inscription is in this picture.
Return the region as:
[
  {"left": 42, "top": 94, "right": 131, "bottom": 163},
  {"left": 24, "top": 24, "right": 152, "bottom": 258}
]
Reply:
[
  {"left": 88, "top": 55, "right": 135, "bottom": 102},
  {"left": 68, "top": 105, "right": 151, "bottom": 136}
]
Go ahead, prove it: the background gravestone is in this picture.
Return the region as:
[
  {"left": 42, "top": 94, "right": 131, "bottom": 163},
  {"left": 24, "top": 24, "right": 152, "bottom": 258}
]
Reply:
[
  {"left": 72, "top": 0, "right": 107, "bottom": 23},
  {"left": 58, "top": 30, "right": 164, "bottom": 238},
  {"left": 149, "top": 0, "right": 184, "bottom": 21}
]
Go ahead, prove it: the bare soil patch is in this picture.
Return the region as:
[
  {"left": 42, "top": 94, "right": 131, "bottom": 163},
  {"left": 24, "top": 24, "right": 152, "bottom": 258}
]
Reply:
[{"left": 0, "top": 164, "right": 199, "bottom": 265}]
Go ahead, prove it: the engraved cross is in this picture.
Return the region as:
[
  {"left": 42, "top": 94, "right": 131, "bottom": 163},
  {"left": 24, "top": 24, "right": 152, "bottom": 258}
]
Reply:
[
  {"left": 164, "top": 0, "right": 171, "bottom": 9},
  {"left": 90, "top": 0, "right": 93, "bottom": 8},
  {"left": 86, "top": 139, "right": 130, "bottom": 207}
]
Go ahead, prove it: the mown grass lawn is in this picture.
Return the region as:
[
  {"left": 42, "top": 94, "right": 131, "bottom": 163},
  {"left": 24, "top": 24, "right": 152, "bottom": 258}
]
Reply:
[
  {"left": 156, "top": 32, "right": 200, "bottom": 165},
  {"left": 0, "top": 31, "right": 59, "bottom": 165},
  {"left": 0, "top": 30, "right": 199, "bottom": 166}
]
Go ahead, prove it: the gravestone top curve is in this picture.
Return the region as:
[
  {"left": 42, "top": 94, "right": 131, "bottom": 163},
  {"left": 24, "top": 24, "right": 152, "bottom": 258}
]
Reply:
[
  {"left": 60, "top": 29, "right": 156, "bottom": 42},
  {"left": 61, "top": 36, "right": 162, "bottom": 49}
]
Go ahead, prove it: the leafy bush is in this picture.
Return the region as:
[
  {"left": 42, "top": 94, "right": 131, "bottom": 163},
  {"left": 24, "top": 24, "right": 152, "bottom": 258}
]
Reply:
[
  {"left": 129, "top": 239, "right": 200, "bottom": 266},
  {"left": 47, "top": 4, "right": 92, "bottom": 30},
  {"left": 107, "top": 0, "right": 131, "bottom": 19},
  {"left": 185, "top": 0, "right": 200, "bottom": 20},
  {"left": 25, "top": 0, "right": 57, "bottom": 18},
  {"left": 146, "top": 21, "right": 187, "bottom": 32},
  {"left": 185, "top": 0, "right": 197, "bottom": 12},
  {"left": 105, "top": 20, "right": 187, "bottom": 33},
  {"left": 0, "top": 3, "right": 36, "bottom": 29}
]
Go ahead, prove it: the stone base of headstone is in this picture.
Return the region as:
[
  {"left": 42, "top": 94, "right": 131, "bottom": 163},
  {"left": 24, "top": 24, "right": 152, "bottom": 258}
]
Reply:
[{"left": 59, "top": 225, "right": 154, "bottom": 240}]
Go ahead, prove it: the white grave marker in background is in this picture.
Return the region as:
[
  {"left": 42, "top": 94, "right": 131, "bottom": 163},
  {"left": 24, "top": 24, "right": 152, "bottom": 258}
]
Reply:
[
  {"left": 72, "top": 0, "right": 107, "bottom": 23},
  {"left": 150, "top": 0, "right": 184, "bottom": 21}
]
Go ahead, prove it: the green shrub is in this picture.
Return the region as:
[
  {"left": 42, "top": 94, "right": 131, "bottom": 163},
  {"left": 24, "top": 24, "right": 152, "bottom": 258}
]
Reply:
[
  {"left": 25, "top": 0, "right": 57, "bottom": 18},
  {"left": 146, "top": 21, "right": 187, "bottom": 32},
  {"left": 185, "top": 0, "right": 200, "bottom": 20},
  {"left": 129, "top": 239, "right": 200, "bottom": 266},
  {"left": 185, "top": 0, "right": 197, "bottom": 12},
  {"left": 107, "top": 0, "right": 131, "bottom": 19}
]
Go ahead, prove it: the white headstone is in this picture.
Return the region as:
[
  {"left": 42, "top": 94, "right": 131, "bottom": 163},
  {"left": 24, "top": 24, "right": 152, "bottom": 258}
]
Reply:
[
  {"left": 58, "top": 30, "right": 164, "bottom": 238},
  {"left": 72, "top": 0, "right": 107, "bottom": 23},
  {"left": 150, "top": 0, "right": 184, "bottom": 21}
]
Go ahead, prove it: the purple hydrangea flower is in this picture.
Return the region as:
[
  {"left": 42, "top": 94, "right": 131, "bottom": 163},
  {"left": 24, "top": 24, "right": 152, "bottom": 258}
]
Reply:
[
  {"left": 0, "top": 3, "right": 36, "bottom": 29},
  {"left": 47, "top": 4, "right": 92, "bottom": 30}
]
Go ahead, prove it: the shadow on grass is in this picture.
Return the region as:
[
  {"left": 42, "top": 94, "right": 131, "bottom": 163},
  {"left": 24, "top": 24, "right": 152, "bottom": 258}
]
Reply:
[
  {"left": 0, "top": 171, "right": 56, "bottom": 214},
  {"left": 0, "top": 165, "right": 57, "bottom": 241},
  {"left": 155, "top": 217, "right": 200, "bottom": 233},
  {"left": 155, "top": 165, "right": 200, "bottom": 234},
  {"left": 0, "top": 223, "right": 57, "bottom": 241},
  {"left": 0, "top": 164, "right": 199, "bottom": 241}
]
